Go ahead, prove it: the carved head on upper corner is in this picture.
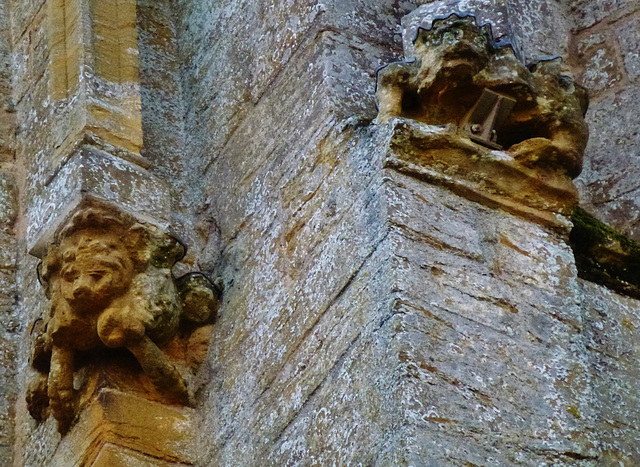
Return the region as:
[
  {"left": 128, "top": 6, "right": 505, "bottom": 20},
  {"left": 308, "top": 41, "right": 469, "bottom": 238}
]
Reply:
[
  {"left": 39, "top": 205, "right": 184, "bottom": 314},
  {"left": 376, "top": 14, "right": 589, "bottom": 178}
]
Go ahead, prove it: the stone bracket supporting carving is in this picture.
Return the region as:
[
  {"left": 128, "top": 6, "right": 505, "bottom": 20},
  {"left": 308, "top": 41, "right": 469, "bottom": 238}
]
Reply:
[
  {"left": 27, "top": 144, "right": 171, "bottom": 257},
  {"left": 49, "top": 389, "right": 196, "bottom": 466},
  {"left": 375, "top": 8, "right": 589, "bottom": 226},
  {"left": 383, "top": 119, "right": 576, "bottom": 230},
  {"left": 461, "top": 89, "right": 516, "bottom": 149}
]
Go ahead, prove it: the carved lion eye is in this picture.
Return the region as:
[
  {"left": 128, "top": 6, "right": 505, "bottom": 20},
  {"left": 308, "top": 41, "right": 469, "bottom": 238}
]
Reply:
[{"left": 61, "top": 269, "right": 78, "bottom": 282}]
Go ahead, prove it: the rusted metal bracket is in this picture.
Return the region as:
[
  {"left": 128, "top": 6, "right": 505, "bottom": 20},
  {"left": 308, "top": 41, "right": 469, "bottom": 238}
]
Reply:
[{"left": 462, "top": 89, "right": 516, "bottom": 149}]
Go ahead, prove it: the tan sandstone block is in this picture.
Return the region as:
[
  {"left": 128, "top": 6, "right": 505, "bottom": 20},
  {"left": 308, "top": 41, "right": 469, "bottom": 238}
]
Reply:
[
  {"left": 52, "top": 389, "right": 196, "bottom": 466},
  {"left": 48, "top": 0, "right": 83, "bottom": 99},
  {"left": 92, "top": 0, "right": 140, "bottom": 83},
  {"left": 92, "top": 444, "right": 188, "bottom": 466}
]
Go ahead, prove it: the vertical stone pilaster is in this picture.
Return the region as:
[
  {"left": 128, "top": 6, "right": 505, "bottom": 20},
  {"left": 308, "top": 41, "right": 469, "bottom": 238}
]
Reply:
[
  {"left": 19, "top": 3, "right": 213, "bottom": 466},
  {"left": 46, "top": 0, "right": 142, "bottom": 158}
]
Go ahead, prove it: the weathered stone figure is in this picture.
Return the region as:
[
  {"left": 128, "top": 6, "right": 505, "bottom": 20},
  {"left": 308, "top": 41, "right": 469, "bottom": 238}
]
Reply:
[
  {"left": 27, "top": 206, "right": 220, "bottom": 433},
  {"left": 376, "top": 14, "right": 589, "bottom": 177}
]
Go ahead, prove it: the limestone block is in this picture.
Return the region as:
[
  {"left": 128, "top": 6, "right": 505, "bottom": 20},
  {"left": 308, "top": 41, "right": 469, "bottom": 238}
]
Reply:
[
  {"left": 8, "top": 0, "right": 45, "bottom": 49},
  {"left": 576, "top": 86, "right": 640, "bottom": 239},
  {"left": 50, "top": 389, "right": 196, "bottom": 466},
  {"left": 87, "top": 89, "right": 144, "bottom": 153},
  {"left": 42, "top": 0, "right": 143, "bottom": 154},
  {"left": 569, "top": 0, "right": 640, "bottom": 31},
  {"left": 27, "top": 145, "right": 171, "bottom": 257},
  {"left": 91, "top": 0, "right": 140, "bottom": 84},
  {"left": 12, "top": 2, "right": 48, "bottom": 104},
  {"left": 47, "top": 0, "right": 83, "bottom": 100},
  {"left": 576, "top": 31, "right": 624, "bottom": 93}
]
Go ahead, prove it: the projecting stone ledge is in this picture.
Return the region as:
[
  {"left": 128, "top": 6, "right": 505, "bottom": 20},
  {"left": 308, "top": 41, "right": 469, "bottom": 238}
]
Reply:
[
  {"left": 381, "top": 118, "right": 577, "bottom": 230},
  {"left": 374, "top": 12, "right": 589, "bottom": 230},
  {"left": 27, "top": 144, "right": 171, "bottom": 258},
  {"left": 49, "top": 389, "right": 195, "bottom": 466}
]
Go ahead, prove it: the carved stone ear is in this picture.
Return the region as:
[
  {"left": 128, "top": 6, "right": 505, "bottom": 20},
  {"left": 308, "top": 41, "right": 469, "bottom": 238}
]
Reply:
[
  {"left": 124, "top": 224, "right": 152, "bottom": 267},
  {"left": 176, "top": 273, "right": 221, "bottom": 325},
  {"left": 38, "top": 253, "right": 60, "bottom": 299},
  {"left": 150, "top": 232, "right": 186, "bottom": 269}
]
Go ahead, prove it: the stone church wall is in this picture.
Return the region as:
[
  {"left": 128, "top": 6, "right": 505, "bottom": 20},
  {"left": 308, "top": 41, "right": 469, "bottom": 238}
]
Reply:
[{"left": 1, "top": 0, "right": 640, "bottom": 465}]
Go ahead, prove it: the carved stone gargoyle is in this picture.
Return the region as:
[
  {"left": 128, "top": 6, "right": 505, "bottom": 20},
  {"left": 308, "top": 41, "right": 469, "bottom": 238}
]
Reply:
[
  {"left": 376, "top": 14, "right": 589, "bottom": 178},
  {"left": 26, "top": 206, "right": 221, "bottom": 433}
]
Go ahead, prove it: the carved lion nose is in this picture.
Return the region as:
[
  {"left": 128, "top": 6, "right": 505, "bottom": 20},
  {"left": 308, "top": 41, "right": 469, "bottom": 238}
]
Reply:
[{"left": 72, "top": 276, "right": 93, "bottom": 299}]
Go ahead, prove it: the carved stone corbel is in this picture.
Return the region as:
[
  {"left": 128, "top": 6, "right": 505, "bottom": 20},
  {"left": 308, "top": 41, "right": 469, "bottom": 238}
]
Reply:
[
  {"left": 26, "top": 204, "right": 221, "bottom": 433},
  {"left": 375, "top": 13, "right": 589, "bottom": 227}
]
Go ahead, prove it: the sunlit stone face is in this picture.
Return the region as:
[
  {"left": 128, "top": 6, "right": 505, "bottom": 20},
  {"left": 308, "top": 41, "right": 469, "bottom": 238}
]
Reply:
[{"left": 58, "top": 229, "right": 135, "bottom": 313}]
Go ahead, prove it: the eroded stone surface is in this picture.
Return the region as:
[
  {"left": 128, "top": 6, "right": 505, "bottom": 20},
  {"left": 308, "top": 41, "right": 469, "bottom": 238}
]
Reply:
[
  {"left": 377, "top": 15, "right": 589, "bottom": 177},
  {"left": 50, "top": 389, "right": 196, "bottom": 465},
  {"left": 26, "top": 205, "right": 220, "bottom": 433},
  {"left": 576, "top": 86, "right": 640, "bottom": 239},
  {"left": 7, "top": 1, "right": 640, "bottom": 466},
  {"left": 26, "top": 145, "right": 171, "bottom": 257}
]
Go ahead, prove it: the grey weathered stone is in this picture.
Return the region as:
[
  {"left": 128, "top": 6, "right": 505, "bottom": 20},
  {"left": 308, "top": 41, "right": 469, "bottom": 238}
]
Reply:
[
  {"left": 576, "top": 31, "right": 624, "bottom": 93},
  {"left": 26, "top": 145, "right": 171, "bottom": 256},
  {"left": 617, "top": 19, "right": 640, "bottom": 80},
  {"left": 5, "top": 0, "right": 640, "bottom": 465},
  {"left": 576, "top": 86, "right": 640, "bottom": 239},
  {"left": 569, "top": 0, "right": 640, "bottom": 31}
]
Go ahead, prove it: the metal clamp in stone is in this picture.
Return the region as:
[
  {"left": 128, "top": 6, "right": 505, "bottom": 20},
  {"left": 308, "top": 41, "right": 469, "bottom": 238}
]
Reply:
[{"left": 375, "top": 11, "right": 589, "bottom": 228}]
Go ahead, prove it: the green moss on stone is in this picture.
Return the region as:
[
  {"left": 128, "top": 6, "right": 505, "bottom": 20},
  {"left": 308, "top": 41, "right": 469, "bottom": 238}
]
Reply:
[
  {"left": 570, "top": 207, "right": 640, "bottom": 298},
  {"left": 566, "top": 406, "right": 581, "bottom": 419}
]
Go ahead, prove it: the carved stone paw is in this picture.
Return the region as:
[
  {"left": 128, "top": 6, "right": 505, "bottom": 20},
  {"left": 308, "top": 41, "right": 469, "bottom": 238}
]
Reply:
[
  {"left": 508, "top": 137, "right": 580, "bottom": 175},
  {"left": 48, "top": 386, "right": 76, "bottom": 433},
  {"left": 26, "top": 373, "right": 50, "bottom": 423}
]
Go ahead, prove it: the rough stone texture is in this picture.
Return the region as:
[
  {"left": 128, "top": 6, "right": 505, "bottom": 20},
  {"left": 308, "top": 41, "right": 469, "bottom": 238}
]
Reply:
[
  {"left": 569, "top": 0, "right": 640, "bottom": 31},
  {"left": 0, "top": 171, "right": 17, "bottom": 467},
  {"left": 576, "top": 86, "right": 640, "bottom": 239},
  {"left": 575, "top": 31, "right": 624, "bottom": 93},
  {"left": 569, "top": 2, "right": 640, "bottom": 243},
  {"left": 26, "top": 145, "right": 171, "bottom": 256},
  {"left": 4, "top": 1, "right": 640, "bottom": 466},
  {"left": 49, "top": 389, "right": 196, "bottom": 465},
  {"left": 617, "top": 19, "right": 640, "bottom": 80},
  {"left": 0, "top": 0, "right": 17, "bottom": 464}
]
